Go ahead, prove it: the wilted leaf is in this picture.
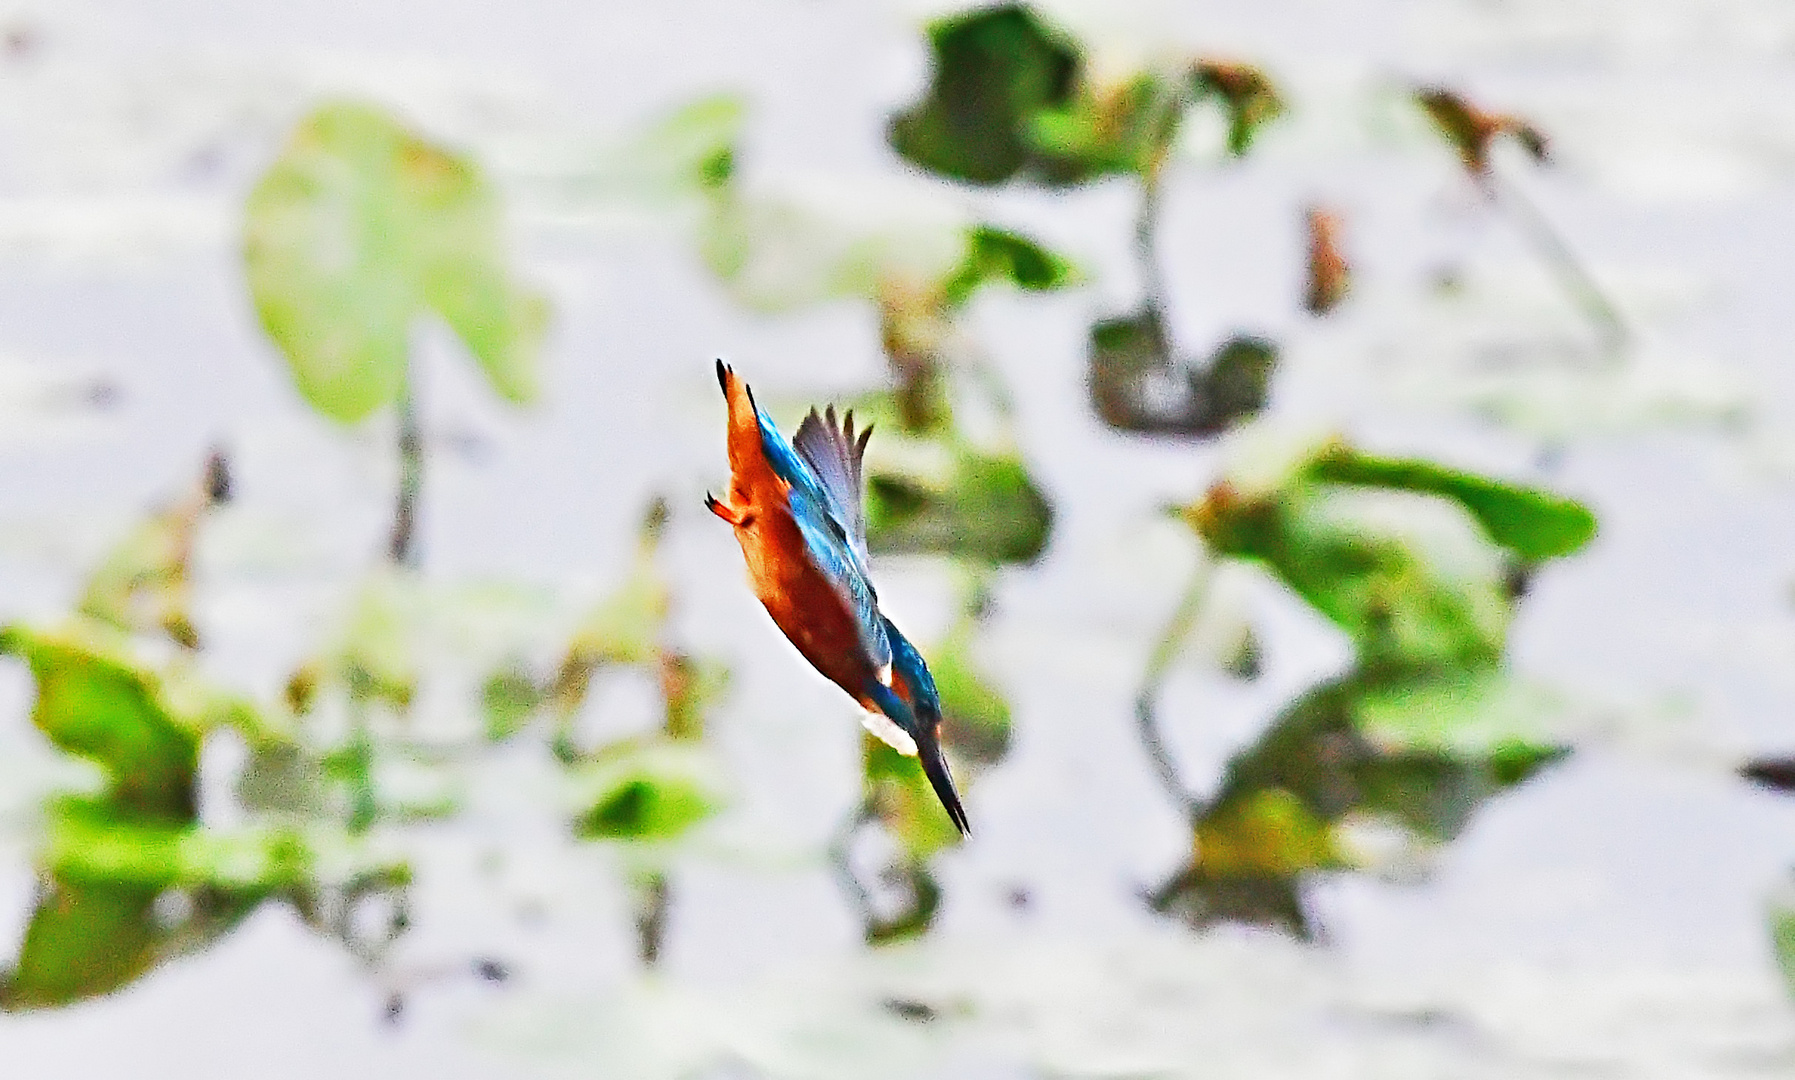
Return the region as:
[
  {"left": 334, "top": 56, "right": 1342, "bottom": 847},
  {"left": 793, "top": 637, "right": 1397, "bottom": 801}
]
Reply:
[
  {"left": 1414, "top": 87, "right": 1549, "bottom": 177},
  {"left": 1303, "top": 445, "right": 1597, "bottom": 562},
  {"left": 1302, "top": 207, "right": 1350, "bottom": 315},
  {"left": 867, "top": 442, "right": 1052, "bottom": 565},
  {"left": 1191, "top": 61, "right": 1286, "bottom": 158},
  {"left": 659, "top": 652, "right": 728, "bottom": 744},
  {"left": 888, "top": 4, "right": 1080, "bottom": 185},
  {"left": 245, "top": 101, "right": 546, "bottom": 423},
  {"left": 78, "top": 451, "right": 230, "bottom": 649}
]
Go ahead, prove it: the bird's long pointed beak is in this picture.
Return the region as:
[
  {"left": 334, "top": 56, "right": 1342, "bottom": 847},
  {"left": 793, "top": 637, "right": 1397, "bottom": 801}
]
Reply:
[{"left": 915, "top": 727, "right": 970, "bottom": 837}]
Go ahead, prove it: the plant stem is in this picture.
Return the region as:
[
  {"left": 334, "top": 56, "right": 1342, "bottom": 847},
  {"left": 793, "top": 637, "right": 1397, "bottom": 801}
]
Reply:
[
  {"left": 1134, "top": 556, "right": 1211, "bottom": 822},
  {"left": 389, "top": 366, "right": 423, "bottom": 567},
  {"left": 1135, "top": 154, "right": 1170, "bottom": 349},
  {"left": 633, "top": 870, "right": 670, "bottom": 966},
  {"left": 1485, "top": 171, "right": 1630, "bottom": 361}
]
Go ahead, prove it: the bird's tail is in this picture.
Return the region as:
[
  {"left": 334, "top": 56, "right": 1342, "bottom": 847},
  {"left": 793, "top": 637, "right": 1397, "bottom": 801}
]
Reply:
[
  {"left": 715, "top": 359, "right": 761, "bottom": 478},
  {"left": 916, "top": 726, "right": 970, "bottom": 837}
]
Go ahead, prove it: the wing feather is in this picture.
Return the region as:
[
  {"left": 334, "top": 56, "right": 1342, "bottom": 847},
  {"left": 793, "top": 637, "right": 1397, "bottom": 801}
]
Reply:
[
  {"left": 751, "top": 396, "right": 891, "bottom": 672},
  {"left": 793, "top": 405, "right": 872, "bottom": 564}
]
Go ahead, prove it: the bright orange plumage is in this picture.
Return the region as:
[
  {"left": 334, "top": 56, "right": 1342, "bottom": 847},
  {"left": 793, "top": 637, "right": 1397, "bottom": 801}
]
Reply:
[{"left": 705, "top": 361, "right": 969, "bottom": 835}]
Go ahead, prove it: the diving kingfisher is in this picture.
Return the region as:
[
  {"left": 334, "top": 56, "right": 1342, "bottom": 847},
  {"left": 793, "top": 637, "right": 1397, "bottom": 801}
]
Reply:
[{"left": 705, "top": 360, "right": 970, "bottom": 836}]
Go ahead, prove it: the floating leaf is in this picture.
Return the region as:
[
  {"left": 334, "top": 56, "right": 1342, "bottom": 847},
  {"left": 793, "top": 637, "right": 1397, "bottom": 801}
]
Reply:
[
  {"left": 1303, "top": 445, "right": 1598, "bottom": 562},
  {"left": 1191, "top": 481, "right": 1512, "bottom": 676},
  {"left": 1151, "top": 672, "right": 1567, "bottom": 934},
  {"left": 572, "top": 743, "right": 723, "bottom": 843},
  {"left": 1, "top": 879, "right": 163, "bottom": 1009},
  {"left": 1089, "top": 313, "right": 1276, "bottom": 437},
  {"left": 939, "top": 225, "right": 1079, "bottom": 308},
  {"left": 1196, "top": 788, "right": 1340, "bottom": 879},
  {"left": 1350, "top": 670, "right": 1572, "bottom": 759},
  {"left": 245, "top": 101, "right": 547, "bottom": 423},
  {"left": 888, "top": 4, "right": 1080, "bottom": 185},
  {"left": 0, "top": 621, "right": 204, "bottom": 821}
]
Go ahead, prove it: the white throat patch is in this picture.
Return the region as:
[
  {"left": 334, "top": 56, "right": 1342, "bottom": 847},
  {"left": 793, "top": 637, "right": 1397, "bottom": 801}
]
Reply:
[{"left": 859, "top": 707, "right": 917, "bottom": 756}]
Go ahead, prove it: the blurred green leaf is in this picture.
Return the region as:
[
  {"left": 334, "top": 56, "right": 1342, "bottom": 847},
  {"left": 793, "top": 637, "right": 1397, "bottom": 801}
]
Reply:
[
  {"left": 1197, "top": 788, "right": 1340, "bottom": 878},
  {"left": 1, "top": 880, "right": 162, "bottom": 1009},
  {"left": 939, "top": 225, "right": 1079, "bottom": 308},
  {"left": 1770, "top": 883, "right": 1795, "bottom": 999},
  {"left": 660, "top": 653, "right": 729, "bottom": 744},
  {"left": 627, "top": 93, "right": 745, "bottom": 193},
  {"left": 245, "top": 101, "right": 546, "bottom": 423},
  {"left": 482, "top": 662, "right": 544, "bottom": 741},
  {"left": 1025, "top": 72, "right": 1181, "bottom": 182},
  {"left": 45, "top": 797, "right": 314, "bottom": 894},
  {"left": 1208, "top": 486, "right": 1511, "bottom": 675},
  {"left": 1351, "top": 670, "right": 1570, "bottom": 758},
  {"left": 864, "top": 736, "right": 964, "bottom": 860},
  {"left": 1304, "top": 446, "right": 1597, "bottom": 563},
  {"left": 0, "top": 621, "right": 205, "bottom": 821},
  {"left": 888, "top": 4, "right": 1080, "bottom": 185},
  {"left": 930, "top": 623, "right": 1012, "bottom": 768},
  {"left": 866, "top": 438, "right": 1052, "bottom": 565},
  {"left": 572, "top": 743, "right": 723, "bottom": 843}
]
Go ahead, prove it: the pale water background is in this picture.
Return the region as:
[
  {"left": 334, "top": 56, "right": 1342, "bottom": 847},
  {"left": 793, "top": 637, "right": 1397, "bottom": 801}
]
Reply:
[{"left": 2, "top": 1, "right": 1795, "bottom": 1076}]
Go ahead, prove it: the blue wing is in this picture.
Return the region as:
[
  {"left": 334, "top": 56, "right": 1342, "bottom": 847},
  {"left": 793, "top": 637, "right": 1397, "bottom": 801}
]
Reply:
[
  {"left": 792, "top": 405, "right": 872, "bottom": 566},
  {"left": 752, "top": 400, "right": 892, "bottom": 672}
]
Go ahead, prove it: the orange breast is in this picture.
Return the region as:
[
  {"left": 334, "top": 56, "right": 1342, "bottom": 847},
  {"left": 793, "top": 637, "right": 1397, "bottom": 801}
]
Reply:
[{"left": 723, "top": 394, "right": 874, "bottom": 700}]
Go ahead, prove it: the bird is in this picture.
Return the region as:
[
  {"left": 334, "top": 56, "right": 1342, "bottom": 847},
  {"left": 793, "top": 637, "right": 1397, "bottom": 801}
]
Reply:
[{"left": 705, "top": 360, "right": 969, "bottom": 836}]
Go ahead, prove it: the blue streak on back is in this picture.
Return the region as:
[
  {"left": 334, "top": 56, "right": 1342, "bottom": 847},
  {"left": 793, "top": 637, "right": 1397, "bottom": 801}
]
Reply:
[{"left": 753, "top": 403, "right": 892, "bottom": 672}]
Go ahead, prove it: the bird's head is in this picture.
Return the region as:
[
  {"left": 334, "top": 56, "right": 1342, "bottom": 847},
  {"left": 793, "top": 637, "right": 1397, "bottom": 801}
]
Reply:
[{"left": 864, "top": 616, "right": 969, "bottom": 836}]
